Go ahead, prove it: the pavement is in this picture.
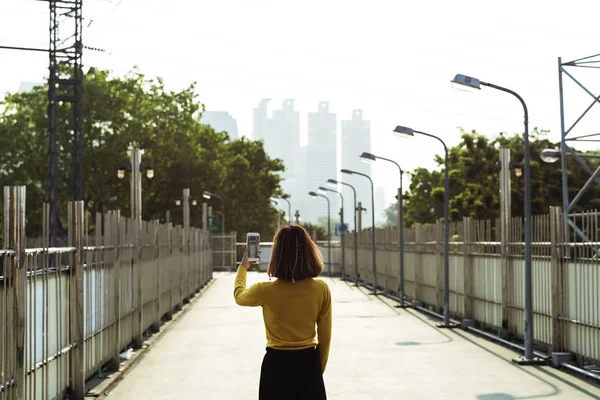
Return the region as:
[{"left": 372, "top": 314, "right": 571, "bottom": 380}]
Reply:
[{"left": 104, "top": 271, "right": 600, "bottom": 400}]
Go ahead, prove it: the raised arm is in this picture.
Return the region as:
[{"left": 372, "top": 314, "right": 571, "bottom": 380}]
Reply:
[
  {"left": 233, "top": 265, "right": 264, "bottom": 307},
  {"left": 316, "top": 282, "right": 332, "bottom": 373}
]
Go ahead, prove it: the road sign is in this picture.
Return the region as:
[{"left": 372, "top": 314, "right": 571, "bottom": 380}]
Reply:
[
  {"left": 336, "top": 223, "right": 349, "bottom": 236},
  {"left": 208, "top": 215, "right": 219, "bottom": 231}
]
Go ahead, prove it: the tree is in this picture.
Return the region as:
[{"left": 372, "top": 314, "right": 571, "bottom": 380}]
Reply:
[
  {"left": 402, "top": 128, "right": 600, "bottom": 226},
  {"left": 301, "top": 223, "right": 327, "bottom": 241},
  {"left": 0, "top": 68, "right": 285, "bottom": 237}
]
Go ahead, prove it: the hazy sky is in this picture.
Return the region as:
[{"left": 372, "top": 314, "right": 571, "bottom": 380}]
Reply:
[{"left": 1, "top": 0, "right": 599, "bottom": 215}]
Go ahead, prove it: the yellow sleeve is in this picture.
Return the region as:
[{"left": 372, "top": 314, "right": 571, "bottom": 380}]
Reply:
[
  {"left": 316, "top": 281, "right": 332, "bottom": 374},
  {"left": 233, "top": 266, "right": 264, "bottom": 307}
]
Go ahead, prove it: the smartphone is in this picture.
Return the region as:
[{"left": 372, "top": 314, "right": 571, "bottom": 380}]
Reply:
[{"left": 246, "top": 232, "right": 260, "bottom": 262}]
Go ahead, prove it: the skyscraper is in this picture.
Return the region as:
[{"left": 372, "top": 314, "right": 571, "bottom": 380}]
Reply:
[
  {"left": 300, "top": 102, "right": 338, "bottom": 224},
  {"left": 252, "top": 99, "right": 301, "bottom": 222},
  {"left": 202, "top": 111, "right": 239, "bottom": 139},
  {"left": 341, "top": 110, "right": 372, "bottom": 227}
]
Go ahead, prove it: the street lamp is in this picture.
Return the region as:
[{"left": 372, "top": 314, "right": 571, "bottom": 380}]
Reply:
[
  {"left": 203, "top": 190, "right": 226, "bottom": 271},
  {"left": 360, "top": 151, "right": 407, "bottom": 307},
  {"left": 309, "top": 191, "right": 331, "bottom": 276},
  {"left": 393, "top": 125, "right": 454, "bottom": 325},
  {"left": 272, "top": 195, "right": 292, "bottom": 225},
  {"left": 328, "top": 179, "right": 359, "bottom": 285},
  {"left": 341, "top": 168, "right": 377, "bottom": 294},
  {"left": 319, "top": 186, "right": 345, "bottom": 279},
  {"left": 451, "top": 73, "right": 538, "bottom": 364},
  {"left": 117, "top": 147, "right": 154, "bottom": 220},
  {"left": 271, "top": 198, "right": 282, "bottom": 227}
]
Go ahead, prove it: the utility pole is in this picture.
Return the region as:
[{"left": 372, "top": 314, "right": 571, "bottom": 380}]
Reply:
[
  {"left": 0, "top": 0, "right": 84, "bottom": 246},
  {"left": 295, "top": 210, "right": 301, "bottom": 225},
  {"left": 49, "top": 0, "right": 84, "bottom": 245},
  {"left": 357, "top": 202, "right": 366, "bottom": 232}
]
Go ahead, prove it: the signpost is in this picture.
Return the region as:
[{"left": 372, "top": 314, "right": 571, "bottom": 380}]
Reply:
[
  {"left": 336, "top": 223, "right": 348, "bottom": 237},
  {"left": 207, "top": 215, "right": 219, "bottom": 232}
]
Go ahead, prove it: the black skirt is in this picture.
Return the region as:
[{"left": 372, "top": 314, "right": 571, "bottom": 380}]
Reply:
[{"left": 259, "top": 347, "right": 327, "bottom": 400}]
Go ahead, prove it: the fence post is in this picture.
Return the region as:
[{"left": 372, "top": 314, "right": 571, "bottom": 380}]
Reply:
[
  {"left": 68, "top": 200, "right": 85, "bottom": 398},
  {"left": 462, "top": 217, "right": 473, "bottom": 319},
  {"left": 414, "top": 223, "right": 422, "bottom": 302},
  {"left": 4, "top": 186, "right": 26, "bottom": 398},
  {"left": 107, "top": 211, "right": 121, "bottom": 370},
  {"left": 152, "top": 220, "right": 161, "bottom": 331},
  {"left": 165, "top": 222, "right": 174, "bottom": 320},
  {"left": 550, "top": 206, "right": 565, "bottom": 352},
  {"left": 436, "top": 220, "right": 444, "bottom": 313}
]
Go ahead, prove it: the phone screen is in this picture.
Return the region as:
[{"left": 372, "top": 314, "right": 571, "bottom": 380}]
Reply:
[{"left": 247, "top": 233, "right": 260, "bottom": 261}]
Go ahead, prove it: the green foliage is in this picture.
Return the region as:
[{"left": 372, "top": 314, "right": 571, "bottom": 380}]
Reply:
[
  {"left": 402, "top": 128, "right": 600, "bottom": 227},
  {"left": 316, "top": 215, "right": 339, "bottom": 239},
  {"left": 0, "top": 68, "right": 285, "bottom": 237},
  {"left": 301, "top": 222, "right": 327, "bottom": 241}
]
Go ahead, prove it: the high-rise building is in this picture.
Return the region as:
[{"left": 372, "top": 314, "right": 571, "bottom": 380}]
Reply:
[
  {"left": 300, "top": 102, "right": 338, "bottom": 224},
  {"left": 252, "top": 99, "right": 301, "bottom": 222},
  {"left": 202, "top": 111, "right": 239, "bottom": 139},
  {"left": 253, "top": 98, "right": 272, "bottom": 142},
  {"left": 341, "top": 109, "right": 372, "bottom": 227}
]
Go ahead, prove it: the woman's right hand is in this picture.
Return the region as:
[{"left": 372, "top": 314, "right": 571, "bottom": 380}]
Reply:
[{"left": 241, "top": 248, "right": 258, "bottom": 270}]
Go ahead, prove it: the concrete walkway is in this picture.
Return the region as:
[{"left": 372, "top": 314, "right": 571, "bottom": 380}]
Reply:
[{"left": 105, "top": 272, "right": 600, "bottom": 400}]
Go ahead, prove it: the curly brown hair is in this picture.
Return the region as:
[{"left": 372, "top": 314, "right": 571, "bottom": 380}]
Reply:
[{"left": 267, "top": 225, "right": 324, "bottom": 281}]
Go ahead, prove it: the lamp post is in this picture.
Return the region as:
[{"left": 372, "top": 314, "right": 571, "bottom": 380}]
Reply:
[
  {"left": 117, "top": 146, "right": 154, "bottom": 348},
  {"left": 203, "top": 191, "right": 226, "bottom": 270},
  {"left": 451, "top": 74, "right": 538, "bottom": 363},
  {"left": 272, "top": 195, "right": 292, "bottom": 225},
  {"left": 271, "top": 198, "right": 282, "bottom": 227},
  {"left": 360, "top": 151, "right": 406, "bottom": 307},
  {"left": 328, "top": 179, "right": 359, "bottom": 285},
  {"left": 341, "top": 168, "right": 377, "bottom": 294},
  {"left": 309, "top": 191, "right": 331, "bottom": 276},
  {"left": 319, "top": 186, "right": 345, "bottom": 279},
  {"left": 393, "top": 126, "right": 453, "bottom": 326},
  {"left": 117, "top": 147, "right": 154, "bottom": 220}
]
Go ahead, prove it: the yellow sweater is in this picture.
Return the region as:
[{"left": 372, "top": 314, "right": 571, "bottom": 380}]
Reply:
[{"left": 234, "top": 266, "right": 332, "bottom": 373}]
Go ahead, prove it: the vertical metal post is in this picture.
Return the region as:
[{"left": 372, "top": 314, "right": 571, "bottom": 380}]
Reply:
[
  {"left": 522, "top": 96, "right": 534, "bottom": 362},
  {"left": 500, "top": 148, "right": 512, "bottom": 337},
  {"left": 183, "top": 189, "right": 190, "bottom": 302},
  {"left": 351, "top": 188, "right": 358, "bottom": 285},
  {"left": 398, "top": 184, "right": 405, "bottom": 306},
  {"left": 68, "top": 200, "right": 85, "bottom": 399},
  {"left": 5, "top": 186, "right": 26, "bottom": 398},
  {"left": 370, "top": 181, "right": 377, "bottom": 293},
  {"left": 109, "top": 211, "right": 121, "bottom": 370},
  {"left": 340, "top": 206, "right": 345, "bottom": 279},
  {"left": 221, "top": 204, "right": 225, "bottom": 271},
  {"left": 550, "top": 206, "right": 565, "bottom": 352},
  {"left": 202, "top": 202, "right": 208, "bottom": 231},
  {"left": 462, "top": 217, "right": 473, "bottom": 318},
  {"left": 442, "top": 148, "right": 450, "bottom": 325},
  {"left": 130, "top": 148, "right": 143, "bottom": 348},
  {"left": 557, "top": 57, "right": 570, "bottom": 236}
]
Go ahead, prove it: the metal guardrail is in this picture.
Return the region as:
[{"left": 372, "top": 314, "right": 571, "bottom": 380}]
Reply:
[
  {"left": 0, "top": 187, "right": 213, "bottom": 399},
  {"left": 327, "top": 208, "right": 599, "bottom": 380}
]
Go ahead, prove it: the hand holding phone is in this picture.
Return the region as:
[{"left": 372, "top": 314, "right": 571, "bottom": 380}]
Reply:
[{"left": 246, "top": 232, "right": 260, "bottom": 263}]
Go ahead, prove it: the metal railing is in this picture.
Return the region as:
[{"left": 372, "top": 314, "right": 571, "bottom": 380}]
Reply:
[
  {"left": 330, "top": 206, "right": 599, "bottom": 375},
  {"left": 0, "top": 187, "right": 212, "bottom": 399}
]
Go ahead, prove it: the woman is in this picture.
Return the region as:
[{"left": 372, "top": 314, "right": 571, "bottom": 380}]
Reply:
[{"left": 234, "top": 225, "right": 332, "bottom": 400}]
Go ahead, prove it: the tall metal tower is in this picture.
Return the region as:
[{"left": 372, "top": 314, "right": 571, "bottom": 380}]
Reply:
[
  {"left": 557, "top": 53, "right": 600, "bottom": 243},
  {"left": 49, "top": 0, "right": 84, "bottom": 245}
]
